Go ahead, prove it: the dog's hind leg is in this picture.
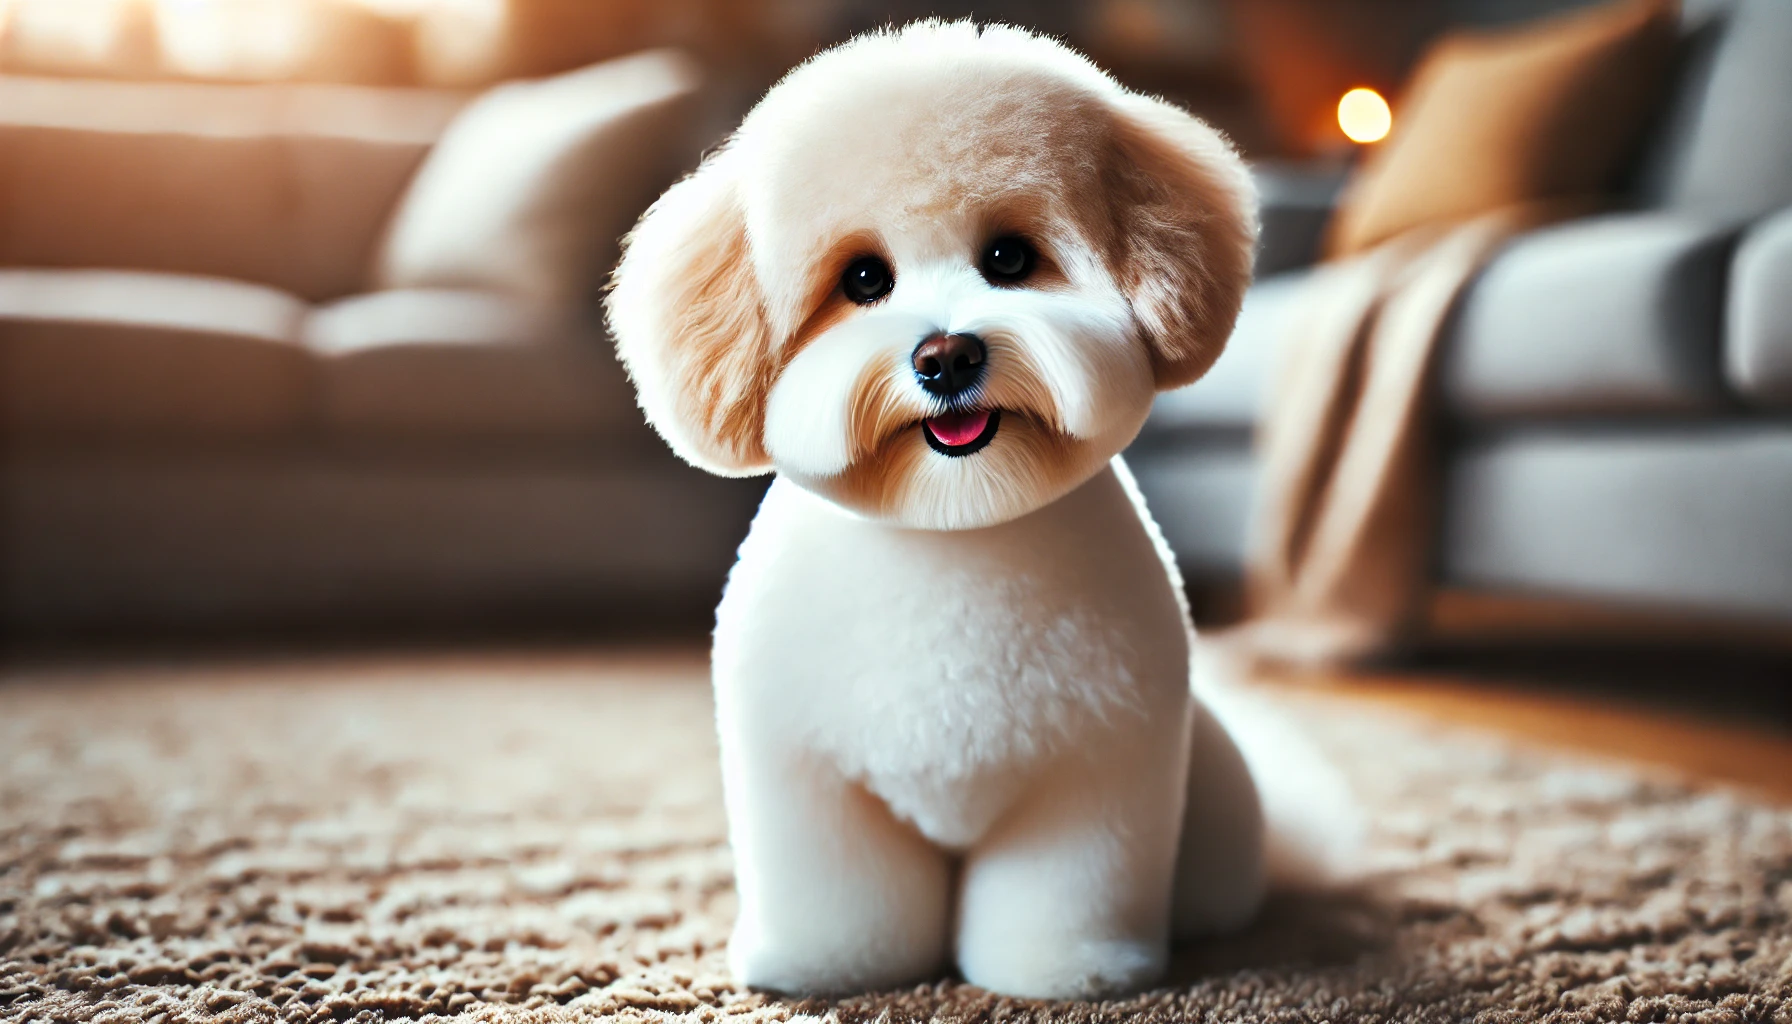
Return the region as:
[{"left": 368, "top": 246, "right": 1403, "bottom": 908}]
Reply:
[
  {"left": 1170, "top": 695, "right": 1268, "bottom": 939},
  {"left": 1173, "top": 668, "right": 1364, "bottom": 940}
]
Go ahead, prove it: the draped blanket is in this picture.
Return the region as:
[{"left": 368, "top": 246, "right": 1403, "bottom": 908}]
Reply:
[{"left": 1218, "top": 204, "right": 1585, "bottom": 666}]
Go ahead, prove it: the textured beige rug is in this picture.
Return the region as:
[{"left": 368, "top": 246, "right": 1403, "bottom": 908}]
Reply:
[{"left": 3, "top": 654, "right": 1791, "bottom": 1024}]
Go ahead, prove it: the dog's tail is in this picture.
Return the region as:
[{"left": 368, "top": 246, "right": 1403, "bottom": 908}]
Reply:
[{"left": 1193, "top": 651, "right": 1365, "bottom": 890}]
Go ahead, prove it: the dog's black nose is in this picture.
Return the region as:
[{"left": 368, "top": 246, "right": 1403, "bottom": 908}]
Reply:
[{"left": 912, "top": 333, "right": 986, "bottom": 397}]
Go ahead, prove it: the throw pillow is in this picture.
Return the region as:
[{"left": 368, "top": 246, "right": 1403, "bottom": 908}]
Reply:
[
  {"left": 1326, "top": 0, "right": 1678, "bottom": 257},
  {"left": 372, "top": 49, "right": 701, "bottom": 302}
]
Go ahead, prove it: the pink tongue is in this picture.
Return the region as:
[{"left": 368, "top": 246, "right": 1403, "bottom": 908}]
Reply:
[{"left": 925, "top": 409, "right": 991, "bottom": 447}]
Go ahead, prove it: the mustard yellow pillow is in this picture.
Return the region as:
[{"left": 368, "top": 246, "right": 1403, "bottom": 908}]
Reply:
[{"left": 1327, "top": 0, "right": 1677, "bottom": 257}]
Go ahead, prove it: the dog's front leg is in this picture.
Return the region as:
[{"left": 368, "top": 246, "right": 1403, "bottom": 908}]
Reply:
[
  {"left": 723, "top": 742, "right": 953, "bottom": 995},
  {"left": 954, "top": 714, "right": 1188, "bottom": 999}
]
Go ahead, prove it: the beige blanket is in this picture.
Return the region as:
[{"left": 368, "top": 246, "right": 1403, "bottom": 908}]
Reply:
[{"left": 1220, "top": 204, "right": 1581, "bottom": 666}]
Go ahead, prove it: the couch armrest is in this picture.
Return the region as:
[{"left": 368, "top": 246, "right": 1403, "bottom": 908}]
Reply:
[
  {"left": 1442, "top": 210, "right": 1743, "bottom": 419},
  {"left": 1728, "top": 205, "right": 1792, "bottom": 409},
  {"left": 1250, "top": 160, "right": 1348, "bottom": 277}
]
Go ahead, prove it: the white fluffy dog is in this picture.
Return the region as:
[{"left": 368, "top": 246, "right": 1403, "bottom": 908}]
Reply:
[{"left": 607, "top": 21, "right": 1355, "bottom": 1000}]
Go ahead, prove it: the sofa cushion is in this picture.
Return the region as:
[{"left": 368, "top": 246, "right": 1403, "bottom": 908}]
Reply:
[
  {"left": 2, "top": 455, "right": 767, "bottom": 629},
  {"left": 1727, "top": 206, "right": 1792, "bottom": 408},
  {"left": 1653, "top": 0, "right": 1792, "bottom": 218},
  {"left": 1442, "top": 423, "right": 1792, "bottom": 621},
  {"left": 0, "top": 269, "right": 311, "bottom": 438},
  {"left": 1440, "top": 212, "right": 1737, "bottom": 419},
  {"left": 0, "top": 75, "right": 464, "bottom": 301},
  {"left": 1145, "top": 270, "right": 1307, "bottom": 434},
  {"left": 281, "top": 87, "right": 468, "bottom": 300},
  {"left": 306, "top": 290, "right": 642, "bottom": 442},
  {"left": 373, "top": 50, "right": 701, "bottom": 303}
]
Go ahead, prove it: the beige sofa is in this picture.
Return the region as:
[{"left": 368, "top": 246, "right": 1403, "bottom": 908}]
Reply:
[{"left": 0, "top": 50, "right": 767, "bottom": 634}]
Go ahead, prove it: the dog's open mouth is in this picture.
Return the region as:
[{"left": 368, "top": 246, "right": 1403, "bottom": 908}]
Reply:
[{"left": 922, "top": 408, "right": 1001, "bottom": 457}]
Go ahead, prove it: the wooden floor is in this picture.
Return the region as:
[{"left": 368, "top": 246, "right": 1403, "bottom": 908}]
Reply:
[
  {"left": 1226, "top": 590, "right": 1792, "bottom": 804},
  {"left": 1269, "top": 667, "right": 1792, "bottom": 804}
]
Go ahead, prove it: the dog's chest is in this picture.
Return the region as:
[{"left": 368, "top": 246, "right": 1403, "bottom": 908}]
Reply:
[{"left": 713, "top": 463, "right": 1191, "bottom": 848}]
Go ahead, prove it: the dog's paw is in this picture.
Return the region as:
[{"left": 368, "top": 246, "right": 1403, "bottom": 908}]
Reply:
[
  {"left": 727, "top": 918, "right": 941, "bottom": 996},
  {"left": 958, "top": 935, "right": 1167, "bottom": 1000}
]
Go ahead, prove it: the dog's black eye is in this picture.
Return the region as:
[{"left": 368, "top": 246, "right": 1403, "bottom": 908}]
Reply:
[
  {"left": 841, "top": 256, "right": 893, "bottom": 304},
  {"left": 981, "top": 236, "right": 1035, "bottom": 284}
]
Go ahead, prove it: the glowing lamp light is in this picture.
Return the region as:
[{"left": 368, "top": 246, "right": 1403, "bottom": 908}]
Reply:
[{"left": 1337, "top": 87, "right": 1392, "bottom": 144}]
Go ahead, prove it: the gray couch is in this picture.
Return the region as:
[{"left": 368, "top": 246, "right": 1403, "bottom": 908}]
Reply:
[
  {"left": 1130, "top": 0, "right": 1792, "bottom": 625},
  {"left": 0, "top": 54, "right": 767, "bottom": 634}
]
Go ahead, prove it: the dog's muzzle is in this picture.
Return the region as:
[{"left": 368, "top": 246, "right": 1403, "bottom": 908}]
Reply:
[{"left": 914, "top": 333, "right": 999, "bottom": 456}]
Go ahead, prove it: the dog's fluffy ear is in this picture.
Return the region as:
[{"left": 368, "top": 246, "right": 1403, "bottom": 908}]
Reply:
[
  {"left": 1105, "top": 94, "right": 1258, "bottom": 392},
  {"left": 607, "top": 148, "right": 773, "bottom": 476}
]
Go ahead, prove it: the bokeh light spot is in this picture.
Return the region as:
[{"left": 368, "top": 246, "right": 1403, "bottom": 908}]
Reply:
[{"left": 1338, "top": 87, "right": 1392, "bottom": 144}]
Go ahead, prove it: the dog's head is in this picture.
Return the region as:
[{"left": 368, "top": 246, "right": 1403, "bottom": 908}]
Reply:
[{"left": 608, "top": 21, "right": 1256, "bottom": 530}]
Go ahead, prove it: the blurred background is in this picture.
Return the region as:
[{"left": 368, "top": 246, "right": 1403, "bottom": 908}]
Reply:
[
  {"left": 0, "top": 0, "right": 1625, "bottom": 154},
  {"left": 0, "top": 0, "right": 1786, "bottom": 715}
]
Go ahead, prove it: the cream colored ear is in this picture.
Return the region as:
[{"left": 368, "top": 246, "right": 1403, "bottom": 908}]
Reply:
[
  {"left": 1104, "top": 94, "right": 1259, "bottom": 392},
  {"left": 606, "top": 147, "right": 774, "bottom": 476}
]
